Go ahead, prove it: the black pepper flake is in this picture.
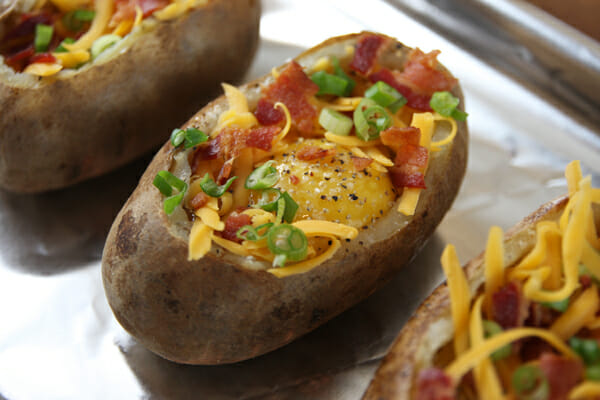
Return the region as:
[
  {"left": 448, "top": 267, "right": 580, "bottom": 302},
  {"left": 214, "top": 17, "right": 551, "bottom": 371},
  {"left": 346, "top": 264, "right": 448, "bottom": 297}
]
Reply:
[
  {"left": 352, "top": 173, "right": 357, "bottom": 179},
  {"left": 359, "top": 241, "right": 364, "bottom": 246},
  {"left": 345, "top": 238, "right": 351, "bottom": 242},
  {"left": 320, "top": 195, "right": 326, "bottom": 200},
  {"left": 341, "top": 184, "right": 347, "bottom": 189},
  {"left": 362, "top": 225, "right": 368, "bottom": 230},
  {"left": 324, "top": 177, "right": 331, "bottom": 181},
  {"left": 328, "top": 240, "right": 332, "bottom": 245},
  {"left": 349, "top": 193, "right": 359, "bottom": 201},
  {"left": 304, "top": 172, "right": 309, "bottom": 176},
  {"left": 340, "top": 160, "right": 345, "bottom": 165},
  {"left": 342, "top": 177, "right": 347, "bottom": 181},
  {"left": 286, "top": 169, "right": 291, "bottom": 174},
  {"left": 332, "top": 196, "right": 338, "bottom": 201},
  {"left": 282, "top": 153, "right": 289, "bottom": 157},
  {"left": 379, "top": 210, "right": 383, "bottom": 215},
  {"left": 334, "top": 168, "right": 340, "bottom": 173}
]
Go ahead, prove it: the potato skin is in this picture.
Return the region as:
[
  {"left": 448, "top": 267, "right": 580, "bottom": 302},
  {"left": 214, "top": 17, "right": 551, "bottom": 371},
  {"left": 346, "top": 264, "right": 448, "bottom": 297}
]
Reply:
[
  {"left": 101, "top": 33, "right": 469, "bottom": 365},
  {"left": 0, "top": 0, "right": 260, "bottom": 193},
  {"left": 361, "top": 196, "right": 571, "bottom": 400}
]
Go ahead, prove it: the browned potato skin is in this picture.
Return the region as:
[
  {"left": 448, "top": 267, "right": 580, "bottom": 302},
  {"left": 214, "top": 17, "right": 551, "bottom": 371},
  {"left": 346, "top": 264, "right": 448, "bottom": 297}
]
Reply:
[
  {"left": 361, "top": 196, "right": 575, "bottom": 399},
  {"left": 0, "top": 0, "right": 260, "bottom": 193},
  {"left": 101, "top": 33, "right": 469, "bottom": 365}
]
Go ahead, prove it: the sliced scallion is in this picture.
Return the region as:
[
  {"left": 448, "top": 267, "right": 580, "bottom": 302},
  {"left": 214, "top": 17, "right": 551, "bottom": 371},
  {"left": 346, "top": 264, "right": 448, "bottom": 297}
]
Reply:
[
  {"left": 569, "top": 337, "right": 600, "bottom": 365},
  {"left": 152, "top": 170, "right": 188, "bottom": 215},
  {"left": 331, "top": 56, "right": 355, "bottom": 96},
  {"left": 482, "top": 320, "right": 511, "bottom": 361},
  {"left": 365, "top": 81, "right": 407, "bottom": 113},
  {"left": 245, "top": 160, "right": 279, "bottom": 190},
  {"left": 319, "top": 108, "right": 353, "bottom": 136},
  {"left": 54, "top": 37, "right": 76, "bottom": 53},
  {"left": 267, "top": 224, "right": 308, "bottom": 267},
  {"left": 311, "top": 71, "right": 350, "bottom": 97},
  {"left": 430, "top": 91, "right": 468, "bottom": 121},
  {"left": 170, "top": 127, "right": 208, "bottom": 149},
  {"left": 353, "top": 98, "right": 391, "bottom": 141},
  {"left": 91, "top": 34, "right": 121, "bottom": 59},
  {"left": 511, "top": 365, "right": 549, "bottom": 400},
  {"left": 34, "top": 24, "right": 53, "bottom": 53},
  {"left": 199, "top": 174, "right": 236, "bottom": 198},
  {"left": 236, "top": 223, "right": 274, "bottom": 241}
]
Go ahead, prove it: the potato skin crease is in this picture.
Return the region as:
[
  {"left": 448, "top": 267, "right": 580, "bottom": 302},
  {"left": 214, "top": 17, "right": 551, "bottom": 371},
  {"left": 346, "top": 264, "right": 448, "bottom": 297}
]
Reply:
[
  {"left": 361, "top": 197, "right": 571, "bottom": 400},
  {"left": 101, "top": 33, "right": 469, "bottom": 365},
  {"left": 0, "top": 0, "right": 260, "bottom": 193}
]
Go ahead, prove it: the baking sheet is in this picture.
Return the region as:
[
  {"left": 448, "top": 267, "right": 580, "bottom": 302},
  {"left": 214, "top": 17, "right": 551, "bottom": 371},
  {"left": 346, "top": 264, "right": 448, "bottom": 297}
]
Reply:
[{"left": 1, "top": 0, "right": 600, "bottom": 399}]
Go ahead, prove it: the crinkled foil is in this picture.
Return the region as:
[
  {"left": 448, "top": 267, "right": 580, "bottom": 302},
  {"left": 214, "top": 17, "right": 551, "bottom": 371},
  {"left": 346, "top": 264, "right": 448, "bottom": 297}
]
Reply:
[{"left": 1, "top": 0, "right": 599, "bottom": 399}]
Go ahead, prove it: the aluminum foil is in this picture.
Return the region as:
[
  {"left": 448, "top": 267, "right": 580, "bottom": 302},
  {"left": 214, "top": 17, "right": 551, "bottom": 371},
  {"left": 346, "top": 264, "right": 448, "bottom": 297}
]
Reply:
[{"left": 1, "top": 0, "right": 599, "bottom": 399}]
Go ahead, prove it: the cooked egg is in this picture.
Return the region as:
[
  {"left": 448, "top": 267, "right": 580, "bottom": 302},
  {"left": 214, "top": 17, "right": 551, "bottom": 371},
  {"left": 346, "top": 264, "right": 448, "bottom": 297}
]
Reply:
[{"left": 269, "top": 138, "right": 396, "bottom": 229}]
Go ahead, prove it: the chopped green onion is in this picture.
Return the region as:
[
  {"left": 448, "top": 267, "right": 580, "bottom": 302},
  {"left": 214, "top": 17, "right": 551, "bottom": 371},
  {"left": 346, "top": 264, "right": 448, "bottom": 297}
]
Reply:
[
  {"left": 245, "top": 161, "right": 279, "bottom": 190},
  {"left": 541, "top": 298, "right": 569, "bottom": 312},
  {"left": 311, "top": 71, "right": 350, "bottom": 97},
  {"left": 54, "top": 37, "right": 76, "bottom": 53},
  {"left": 170, "top": 127, "right": 208, "bottom": 149},
  {"left": 430, "top": 91, "right": 468, "bottom": 121},
  {"left": 257, "top": 188, "right": 282, "bottom": 212},
  {"left": 91, "top": 34, "right": 121, "bottom": 59},
  {"left": 73, "top": 9, "right": 95, "bottom": 21},
  {"left": 512, "top": 365, "right": 549, "bottom": 400},
  {"left": 281, "top": 191, "right": 299, "bottom": 223},
  {"left": 267, "top": 224, "right": 308, "bottom": 267},
  {"left": 199, "top": 174, "right": 236, "bottom": 198},
  {"left": 353, "top": 99, "right": 391, "bottom": 141},
  {"left": 365, "top": 81, "right": 407, "bottom": 113},
  {"left": 331, "top": 56, "right": 355, "bottom": 96},
  {"left": 586, "top": 365, "right": 600, "bottom": 381},
  {"left": 319, "top": 108, "right": 353, "bottom": 136},
  {"left": 482, "top": 320, "right": 511, "bottom": 361},
  {"left": 152, "top": 171, "right": 188, "bottom": 214},
  {"left": 569, "top": 337, "right": 600, "bottom": 365},
  {"left": 34, "top": 24, "right": 53, "bottom": 53},
  {"left": 275, "top": 197, "right": 286, "bottom": 224},
  {"left": 236, "top": 223, "right": 274, "bottom": 241}
]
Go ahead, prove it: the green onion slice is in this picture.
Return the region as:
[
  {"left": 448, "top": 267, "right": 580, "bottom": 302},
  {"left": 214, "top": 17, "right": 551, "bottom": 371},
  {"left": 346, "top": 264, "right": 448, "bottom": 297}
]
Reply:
[
  {"left": 257, "top": 188, "right": 282, "bottom": 212},
  {"left": 245, "top": 161, "right": 279, "bottom": 190},
  {"left": 430, "top": 91, "right": 468, "bottom": 121},
  {"left": 170, "top": 127, "right": 208, "bottom": 149},
  {"left": 569, "top": 337, "right": 600, "bottom": 365},
  {"left": 280, "top": 191, "right": 299, "bottom": 223},
  {"left": 586, "top": 365, "right": 600, "bottom": 381},
  {"left": 236, "top": 223, "right": 274, "bottom": 242},
  {"left": 62, "top": 9, "right": 95, "bottom": 31},
  {"left": 152, "top": 170, "right": 188, "bottom": 215},
  {"left": 331, "top": 56, "right": 355, "bottom": 96},
  {"left": 319, "top": 108, "right": 353, "bottom": 136},
  {"left": 365, "top": 81, "right": 407, "bottom": 113},
  {"left": 482, "top": 320, "right": 511, "bottom": 361},
  {"left": 511, "top": 365, "right": 549, "bottom": 400},
  {"left": 199, "top": 174, "right": 236, "bottom": 198},
  {"left": 267, "top": 224, "right": 308, "bottom": 267},
  {"left": 353, "top": 99, "right": 391, "bottom": 141},
  {"left": 73, "top": 9, "right": 95, "bottom": 21},
  {"left": 34, "top": 24, "right": 53, "bottom": 53},
  {"left": 311, "top": 70, "right": 350, "bottom": 97},
  {"left": 541, "top": 298, "right": 569, "bottom": 312},
  {"left": 91, "top": 34, "right": 121, "bottom": 59},
  {"left": 54, "top": 37, "right": 76, "bottom": 53}
]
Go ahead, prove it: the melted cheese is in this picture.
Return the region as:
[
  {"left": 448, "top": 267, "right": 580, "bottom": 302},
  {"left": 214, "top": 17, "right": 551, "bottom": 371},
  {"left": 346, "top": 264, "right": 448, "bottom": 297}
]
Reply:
[
  {"left": 23, "top": 62, "right": 63, "bottom": 76},
  {"left": 272, "top": 102, "right": 291, "bottom": 144},
  {"left": 64, "top": 0, "right": 114, "bottom": 51},
  {"left": 324, "top": 132, "right": 380, "bottom": 147},
  {"left": 484, "top": 226, "right": 504, "bottom": 317},
  {"left": 569, "top": 382, "right": 600, "bottom": 399},
  {"left": 445, "top": 327, "right": 577, "bottom": 383},
  {"left": 196, "top": 207, "right": 224, "bottom": 231},
  {"left": 430, "top": 114, "right": 458, "bottom": 151},
  {"left": 550, "top": 286, "right": 598, "bottom": 340},
  {"left": 53, "top": 50, "right": 90, "bottom": 68},
  {"left": 441, "top": 245, "right": 470, "bottom": 357},
  {"left": 211, "top": 83, "right": 258, "bottom": 136},
  {"left": 469, "top": 296, "right": 504, "bottom": 400},
  {"left": 292, "top": 220, "right": 358, "bottom": 240},
  {"left": 188, "top": 221, "right": 212, "bottom": 260}
]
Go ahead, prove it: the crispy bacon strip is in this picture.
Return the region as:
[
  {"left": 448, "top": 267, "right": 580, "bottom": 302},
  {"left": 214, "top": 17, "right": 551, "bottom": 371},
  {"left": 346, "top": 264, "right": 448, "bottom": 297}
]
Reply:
[
  {"left": 254, "top": 98, "right": 284, "bottom": 126},
  {"left": 389, "top": 142, "right": 428, "bottom": 189},
  {"left": 396, "top": 49, "right": 458, "bottom": 94},
  {"left": 539, "top": 352, "right": 584, "bottom": 400},
  {"left": 369, "top": 68, "right": 432, "bottom": 111},
  {"left": 296, "top": 146, "right": 335, "bottom": 161},
  {"left": 261, "top": 61, "right": 319, "bottom": 135},
  {"left": 380, "top": 126, "right": 420, "bottom": 152},
  {"left": 349, "top": 33, "right": 390, "bottom": 75},
  {"left": 218, "top": 212, "right": 251, "bottom": 243},
  {"left": 351, "top": 156, "right": 373, "bottom": 171},
  {"left": 189, "top": 192, "right": 210, "bottom": 210},
  {"left": 245, "top": 126, "right": 281, "bottom": 151},
  {"left": 415, "top": 368, "right": 456, "bottom": 400},
  {"left": 491, "top": 281, "right": 529, "bottom": 330}
]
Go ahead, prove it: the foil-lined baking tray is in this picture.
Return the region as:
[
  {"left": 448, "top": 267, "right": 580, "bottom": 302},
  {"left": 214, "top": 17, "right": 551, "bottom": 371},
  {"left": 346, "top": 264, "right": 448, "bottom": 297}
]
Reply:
[{"left": 1, "top": 0, "right": 599, "bottom": 398}]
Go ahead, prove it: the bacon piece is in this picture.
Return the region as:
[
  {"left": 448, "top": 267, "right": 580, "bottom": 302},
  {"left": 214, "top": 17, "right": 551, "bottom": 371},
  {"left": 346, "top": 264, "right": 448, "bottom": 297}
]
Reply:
[
  {"left": 389, "top": 143, "right": 428, "bottom": 189},
  {"left": 254, "top": 98, "right": 284, "bottom": 125},
  {"left": 29, "top": 53, "right": 56, "bottom": 64},
  {"left": 262, "top": 61, "right": 319, "bottom": 135},
  {"left": 245, "top": 126, "right": 280, "bottom": 151},
  {"left": 219, "top": 212, "right": 252, "bottom": 243},
  {"left": 217, "top": 162, "right": 233, "bottom": 185},
  {"left": 415, "top": 368, "right": 456, "bottom": 400},
  {"left": 380, "top": 126, "right": 420, "bottom": 152},
  {"left": 351, "top": 156, "right": 373, "bottom": 171},
  {"left": 389, "top": 166, "right": 426, "bottom": 189},
  {"left": 538, "top": 352, "right": 583, "bottom": 400},
  {"left": 350, "top": 33, "right": 389, "bottom": 75},
  {"left": 369, "top": 68, "right": 432, "bottom": 111},
  {"left": 296, "top": 146, "right": 336, "bottom": 161},
  {"left": 190, "top": 141, "right": 219, "bottom": 174},
  {"left": 526, "top": 302, "right": 556, "bottom": 328},
  {"left": 289, "top": 175, "right": 300, "bottom": 185},
  {"left": 492, "top": 281, "right": 529, "bottom": 330},
  {"left": 396, "top": 49, "right": 458, "bottom": 94},
  {"left": 580, "top": 274, "right": 593, "bottom": 289},
  {"left": 3, "top": 46, "right": 35, "bottom": 71},
  {"left": 111, "top": 0, "right": 169, "bottom": 25},
  {"left": 395, "top": 144, "right": 428, "bottom": 168},
  {"left": 189, "top": 192, "right": 210, "bottom": 210}
]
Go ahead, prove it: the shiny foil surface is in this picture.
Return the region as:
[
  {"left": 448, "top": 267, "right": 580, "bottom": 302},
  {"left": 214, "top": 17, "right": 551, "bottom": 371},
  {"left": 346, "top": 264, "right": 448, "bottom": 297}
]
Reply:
[{"left": 1, "top": 0, "right": 599, "bottom": 399}]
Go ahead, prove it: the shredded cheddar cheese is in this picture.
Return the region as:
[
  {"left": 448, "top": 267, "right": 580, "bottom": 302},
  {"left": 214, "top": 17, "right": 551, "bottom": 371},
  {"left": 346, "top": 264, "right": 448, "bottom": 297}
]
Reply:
[
  {"left": 23, "top": 62, "right": 63, "bottom": 76},
  {"left": 441, "top": 245, "right": 470, "bottom": 357},
  {"left": 64, "top": 0, "right": 114, "bottom": 52},
  {"left": 569, "top": 382, "right": 600, "bottom": 399},
  {"left": 483, "top": 226, "right": 504, "bottom": 317}
]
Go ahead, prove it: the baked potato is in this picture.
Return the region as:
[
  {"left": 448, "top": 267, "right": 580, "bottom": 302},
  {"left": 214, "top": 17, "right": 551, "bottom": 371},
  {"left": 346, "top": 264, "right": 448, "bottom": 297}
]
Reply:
[
  {"left": 101, "top": 32, "right": 469, "bottom": 365},
  {"left": 363, "top": 160, "right": 600, "bottom": 400},
  {"left": 0, "top": 0, "right": 260, "bottom": 193}
]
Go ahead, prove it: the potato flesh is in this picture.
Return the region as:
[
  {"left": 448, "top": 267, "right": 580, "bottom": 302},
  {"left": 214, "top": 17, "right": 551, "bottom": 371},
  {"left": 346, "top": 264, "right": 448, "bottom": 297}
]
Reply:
[{"left": 270, "top": 139, "right": 396, "bottom": 229}]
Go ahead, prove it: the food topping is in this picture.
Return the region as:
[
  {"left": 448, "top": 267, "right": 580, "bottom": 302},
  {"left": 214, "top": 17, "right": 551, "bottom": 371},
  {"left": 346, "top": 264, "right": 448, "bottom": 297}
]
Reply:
[
  {"left": 154, "top": 33, "right": 464, "bottom": 275},
  {"left": 417, "top": 160, "right": 600, "bottom": 399},
  {"left": 0, "top": 0, "right": 201, "bottom": 75}
]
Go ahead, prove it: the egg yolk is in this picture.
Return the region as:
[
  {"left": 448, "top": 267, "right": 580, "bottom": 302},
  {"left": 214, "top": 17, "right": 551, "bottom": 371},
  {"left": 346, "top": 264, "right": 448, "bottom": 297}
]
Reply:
[{"left": 268, "top": 139, "right": 396, "bottom": 229}]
